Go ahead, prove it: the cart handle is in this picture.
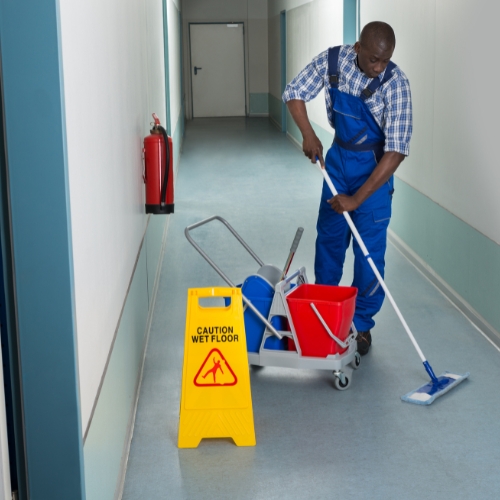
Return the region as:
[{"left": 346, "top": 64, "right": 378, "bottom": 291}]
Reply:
[
  {"left": 185, "top": 215, "right": 265, "bottom": 271},
  {"left": 310, "top": 303, "right": 356, "bottom": 349},
  {"left": 185, "top": 215, "right": 282, "bottom": 339}
]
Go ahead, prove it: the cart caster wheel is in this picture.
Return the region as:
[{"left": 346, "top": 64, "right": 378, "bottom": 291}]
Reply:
[
  {"left": 333, "top": 371, "right": 351, "bottom": 391},
  {"left": 350, "top": 352, "right": 361, "bottom": 370}
]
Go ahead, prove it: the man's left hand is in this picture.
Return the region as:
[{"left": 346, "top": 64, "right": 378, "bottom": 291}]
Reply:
[{"left": 327, "top": 194, "right": 360, "bottom": 214}]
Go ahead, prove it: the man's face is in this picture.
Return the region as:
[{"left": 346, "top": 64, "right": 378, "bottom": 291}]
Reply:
[{"left": 354, "top": 40, "right": 394, "bottom": 79}]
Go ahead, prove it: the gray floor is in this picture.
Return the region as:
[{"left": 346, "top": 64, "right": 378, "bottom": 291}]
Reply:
[{"left": 122, "top": 118, "right": 500, "bottom": 500}]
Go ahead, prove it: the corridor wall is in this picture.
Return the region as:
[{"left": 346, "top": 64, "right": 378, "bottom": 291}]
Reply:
[
  {"left": 272, "top": 0, "right": 500, "bottom": 343},
  {"left": 59, "top": 0, "right": 183, "bottom": 498},
  {"left": 182, "top": 0, "right": 269, "bottom": 117},
  {"left": 268, "top": 0, "right": 343, "bottom": 135},
  {"left": 361, "top": 1, "right": 500, "bottom": 341}
]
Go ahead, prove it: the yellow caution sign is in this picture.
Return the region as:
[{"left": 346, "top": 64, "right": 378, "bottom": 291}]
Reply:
[{"left": 178, "top": 287, "right": 256, "bottom": 448}]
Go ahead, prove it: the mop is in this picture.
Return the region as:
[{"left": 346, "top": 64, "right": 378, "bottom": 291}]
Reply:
[{"left": 316, "top": 162, "right": 469, "bottom": 405}]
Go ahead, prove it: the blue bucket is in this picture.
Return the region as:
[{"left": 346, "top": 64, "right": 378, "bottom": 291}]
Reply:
[{"left": 240, "top": 275, "right": 287, "bottom": 353}]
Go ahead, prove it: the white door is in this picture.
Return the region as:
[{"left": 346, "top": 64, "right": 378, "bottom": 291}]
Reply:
[{"left": 190, "top": 23, "right": 246, "bottom": 118}]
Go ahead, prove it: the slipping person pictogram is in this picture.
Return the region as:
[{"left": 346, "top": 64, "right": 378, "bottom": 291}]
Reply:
[
  {"left": 194, "top": 348, "right": 237, "bottom": 387},
  {"left": 202, "top": 358, "right": 224, "bottom": 384}
]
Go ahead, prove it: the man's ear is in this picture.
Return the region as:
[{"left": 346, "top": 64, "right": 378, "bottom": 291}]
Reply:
[{"left": 354, "top": 41, "right": 361, "bottom": 54}]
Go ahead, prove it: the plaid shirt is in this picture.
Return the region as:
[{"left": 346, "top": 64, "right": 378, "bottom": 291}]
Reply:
[{"left": 283, "top": 45, "right": 413, "bottom": 155}]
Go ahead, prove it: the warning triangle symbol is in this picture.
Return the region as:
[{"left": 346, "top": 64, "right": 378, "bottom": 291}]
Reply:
[{"left": 194, "top": 348, "right": 238, "bottom": 387}]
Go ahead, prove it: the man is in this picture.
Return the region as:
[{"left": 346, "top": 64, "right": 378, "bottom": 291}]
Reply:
[{"left": 283, "top": 21, "right": 412, "bottom": 355}]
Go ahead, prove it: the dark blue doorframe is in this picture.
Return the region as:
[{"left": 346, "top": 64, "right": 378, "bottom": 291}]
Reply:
[
  {"left": 0, "top": 67, "right": 25, "bottom": 500},
  {"left": 343, "top": 0, "right": 359, "bottom": 44},
  {"left": 0, "top": 1, "right": 85, "bottom": 498},
  {"left": 280, "top": 10, "right": 287, "bottom": 133}
]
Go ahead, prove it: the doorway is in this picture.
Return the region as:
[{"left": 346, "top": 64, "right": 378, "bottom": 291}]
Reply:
[{"left": 189, "top": 23, "right": 246, "bottom": 118}]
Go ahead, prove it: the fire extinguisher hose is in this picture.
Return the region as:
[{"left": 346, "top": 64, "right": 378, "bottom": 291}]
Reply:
[{"left": 158, "top": 125, "right": 170, "bottom": 208}]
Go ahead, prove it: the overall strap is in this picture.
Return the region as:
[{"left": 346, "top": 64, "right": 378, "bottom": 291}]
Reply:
[
  {"left": 360, "top": 61, "right": 397, "bottom": 101},
  {"left": 328, "top": 46, "right": 341, "bottom": 87}
]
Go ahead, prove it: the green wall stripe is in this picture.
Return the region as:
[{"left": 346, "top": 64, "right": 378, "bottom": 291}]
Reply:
[
  {"left": 172, "top": 105, "right": 184, "bottom": 175},
  {"left": 84, "top": 215, "right": 168, "bottom": 500},
  {"left": 286, "top": 114, "right": 334, "bottom": 154},
  {"left": 311, "top": 121, "right": 334, "bottom": 153},
  {"left": 84, "top": 245, "right": 148, "bottom": 500},
  {"left": 249, "top": 93, "right": 269, "bottom": 114},
  {"left": 391, "top": 178, "right": 500, "bottom": 334},
  {"left": 269, "top": 94, "right": 282, "bottom": 129},
  {"left": 281, "top": 117, "right": 500, "bottom": 334}
]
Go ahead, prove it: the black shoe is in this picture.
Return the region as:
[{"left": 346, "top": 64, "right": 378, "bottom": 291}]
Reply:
[{"left": 356, "top": 330, "right": 372, "bottom": 356}]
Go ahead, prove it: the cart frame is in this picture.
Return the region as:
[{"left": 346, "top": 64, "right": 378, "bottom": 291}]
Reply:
[{"left": 185, "top": 215, "right": 361, "bottom": 389}]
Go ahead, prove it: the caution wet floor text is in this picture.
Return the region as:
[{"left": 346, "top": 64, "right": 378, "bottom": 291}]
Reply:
[{"left": 178, "top": 287, "right": 256, "bottom": 448}]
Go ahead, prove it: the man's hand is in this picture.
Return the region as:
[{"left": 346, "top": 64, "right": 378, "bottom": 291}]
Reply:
[
  {"left": 286, "top": 100, "right": 325, "bottom": 166},
  {"left": 328, "top": 151, "right": 405, "bottom": 214},
  {"left": 303, "top": 132, "right": 324, "bottom": 166},
  {"left": 328, "top": 194, "right": 360, "bottom": 214}
]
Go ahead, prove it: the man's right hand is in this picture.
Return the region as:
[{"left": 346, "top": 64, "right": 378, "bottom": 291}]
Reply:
[
  {"left": 286, "top": 100, "right": 325, "bottom": 167},
  {"left": 303, "top": 132, "right": 324, "bottom": 167}
]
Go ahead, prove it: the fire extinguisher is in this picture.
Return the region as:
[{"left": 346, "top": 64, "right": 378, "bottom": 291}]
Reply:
[{"left": 143, "top": 113, "right": 174, "bottom": 214}]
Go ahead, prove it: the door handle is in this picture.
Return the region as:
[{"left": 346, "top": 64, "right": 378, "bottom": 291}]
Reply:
[{"left": 194, "top": 66, "right": 202, "bottom": 75}]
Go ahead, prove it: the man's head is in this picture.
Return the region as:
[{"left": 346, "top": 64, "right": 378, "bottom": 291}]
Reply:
[{"left": 354, "top": 22, "right": 396, "bottom": 79}]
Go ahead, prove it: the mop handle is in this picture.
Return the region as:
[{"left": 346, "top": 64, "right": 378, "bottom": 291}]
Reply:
[{"left": 316, "top": 162, "right": 427, "bottom": 364}]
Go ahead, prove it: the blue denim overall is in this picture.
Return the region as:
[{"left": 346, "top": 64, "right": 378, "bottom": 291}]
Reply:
[{"left": 315, "top": 46, "right": 396, "bottom": 331}]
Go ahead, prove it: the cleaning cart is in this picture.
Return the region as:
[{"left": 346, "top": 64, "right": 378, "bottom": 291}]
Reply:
[{"left": 185, "top": 215, "right": 361, "bottom": 390}]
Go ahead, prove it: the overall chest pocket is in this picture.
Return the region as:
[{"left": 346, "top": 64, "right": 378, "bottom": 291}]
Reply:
[{"left": 332, "top": 94, "right": 365, "bottom": 121}]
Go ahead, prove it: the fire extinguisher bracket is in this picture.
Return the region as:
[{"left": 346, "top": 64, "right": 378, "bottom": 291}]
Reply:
[{"left": 145, "top": 203, "right": 175, "bottom": 215}]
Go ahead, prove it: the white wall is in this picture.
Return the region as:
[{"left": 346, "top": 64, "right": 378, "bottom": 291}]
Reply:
[
  {"left": 268, "top": 11, "right": 281, "bottom": 98},
  {"left": 361, "top": 0, "right": 500, "bottom": 245},
  {"left": 182, "top": 0, "right": 269, "bottom": 118},
  {"left": 288, "top": 0, "right": 343, "bottom": 131},
  {"left": 248, "top": 0, "right": 269, "bottom": 95},
  {"left": 59, "top": 0, "right": 167, "bottom": 431},
  {"left": 268, "top": 0, "right": 342, "bottom": 130},
  {"left": 268, "top": 0, "right": 312, "bottom": 17}
]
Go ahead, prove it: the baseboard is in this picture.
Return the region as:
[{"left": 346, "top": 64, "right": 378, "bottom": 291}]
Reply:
[
  {"left": 269, "top": 115, "right": 282, "bottom": 131},
  {"left": 286, "top": 130, "right": 302, "bottom": 150},
  {"left": 388, "top": 229, "right": 500, "bottom": 350},
  {"left": 114, "top": 215, "right": 171, "bottom": 500},
  {"left": 249, "top": 113, "right": 269, "bottom": 117}
]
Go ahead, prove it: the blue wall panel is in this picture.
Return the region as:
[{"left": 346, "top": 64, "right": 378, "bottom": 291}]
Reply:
[
  {"left": 0, "top": 1, "right": 85, "bottom": 498},
  {"left": 343, "top": 0, "right": 357, "bottom": 44},
  {"left": 280, "top": 10, "right": 287, "bottom": 132}
]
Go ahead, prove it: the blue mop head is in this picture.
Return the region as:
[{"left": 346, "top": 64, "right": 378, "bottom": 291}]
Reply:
[{"left": 401, "top": 371, "right": 470, "bottom": 405}]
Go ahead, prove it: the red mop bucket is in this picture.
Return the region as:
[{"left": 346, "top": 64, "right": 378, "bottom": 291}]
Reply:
[{"left": 286, "top": 284, "right": 357, "bottom": 357}]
